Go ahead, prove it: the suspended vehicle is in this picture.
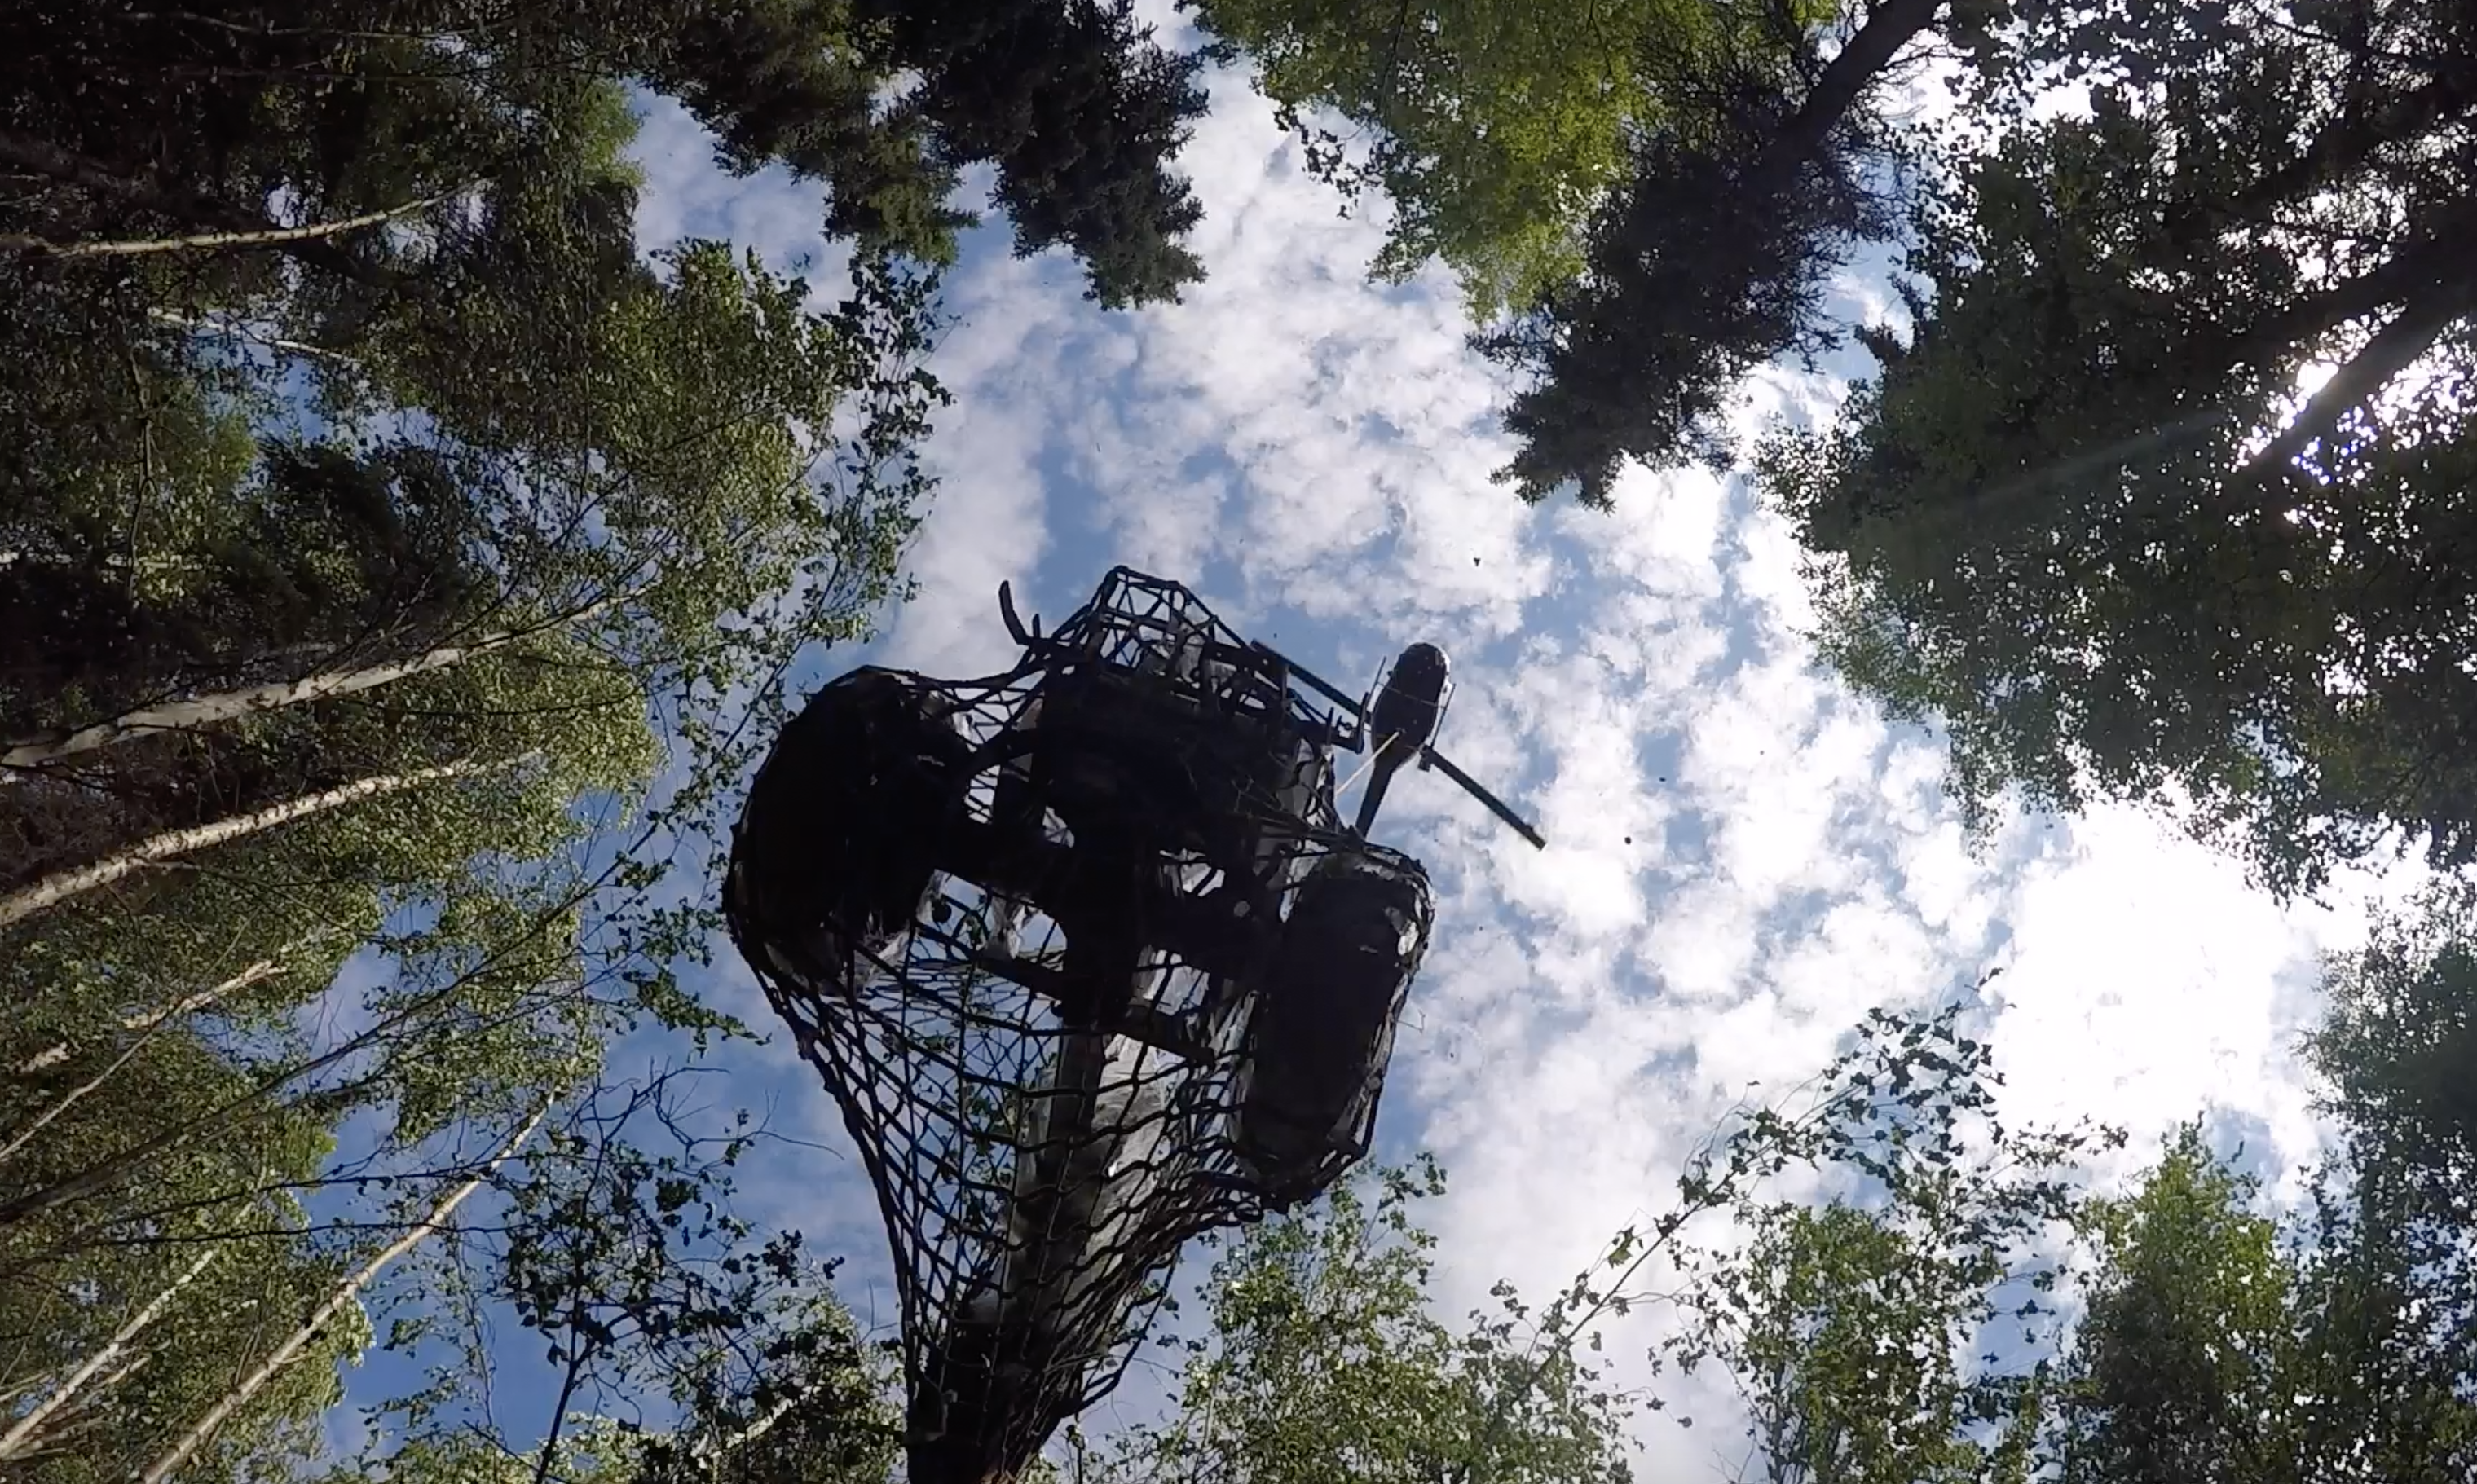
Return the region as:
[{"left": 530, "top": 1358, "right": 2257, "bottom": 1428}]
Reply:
[{"left": 722, "top": 567, "right": 1540, "bottom": 1484}]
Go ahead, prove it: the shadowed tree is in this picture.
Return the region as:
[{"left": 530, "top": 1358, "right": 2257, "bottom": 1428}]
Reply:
[
  {"left": 646, "top": 0, "right": 1210, "bottom": 306},
  {"left": 2053, "top": 1124, "right": 2477, "bottom": 1483},
  {"left": 1761, "top": 0, "right": 2477, "bottom": 895},
  {"left": 1485, "top": 0, "right": 1991, "bottom": 504},
  {"left": 0, "top": 0, "right": 1205, "bottom": 310},
  {"left": 868, "top": 0, "right": 1210, "bottom": 307},
  {"left": 2307, "top": 883, "right": 2477, "bottom": 1230}
]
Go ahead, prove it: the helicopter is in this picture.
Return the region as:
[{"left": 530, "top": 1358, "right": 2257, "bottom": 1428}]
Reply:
[
  {"left": 1248, "top": 633, "right": 1546, "bottom": 851},
  {"left": 724, "top": 568, "right": 1542, "bottom": 1484}
]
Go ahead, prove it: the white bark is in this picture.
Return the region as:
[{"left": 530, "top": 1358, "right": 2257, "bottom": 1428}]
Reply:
[
  {"left": 137, "top": 1107, "right": 546, "bottom": 1484},
  {"left": 14, "top": 958, "right": 281, "bottom": 1078},
  {"left": 0, "top": 1247, "right": 219, "bottom": 1461},
  {"left": 2, "top": 962, "right": 282, "bottom": 1164},
  {"left": 146, "top": 308, "right": 356, "bottom": 365},
  {"left": 2, "top": 603, "right": 615, "bottom": 773},
  {"left": 1, "top": 195, "right": 444, "bottom": 258},
  {"left": 0, "top": 760, "right": 494, "bottom": 929}
]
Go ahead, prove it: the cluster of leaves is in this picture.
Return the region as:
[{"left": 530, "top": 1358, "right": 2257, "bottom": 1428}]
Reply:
[
  {"left": 1188, "top": 0, "right": 1975, "bottom": 497},
  {"left": 1487, "top": 0, "right": 1964, "bottom": 504},
  {"left": 1756, "top": 0, "right": 2477, "bottom": 895},
  {"left": 1655, "top": 1007, "right": 2101, "bottom": 1484},
  {"left": 1184, "top": 0, "right": 1713, "bottom": 319},
  {"left": 1206, "top": 0, "right": 2477, "bottom": 901},
  {"left": 1082, "top": 1004, "right": 2113, "bottom": 1484},
  {"left": 1082, "top": 1156, "right": 1638, "bottom": 1484},
  {"left": 1113, "top": 962, "right": 2477, "bottom": 1484},
  {"left": 651, "top": 0, "right": 1210, "bottom": 307},
  {"left": 2308, "top": 879, "right": 2477, "bottom": 1231},
  {"left": 1688, "top": 939, "right": 2477, "bottom": 1483},
  {"left": 2049, "top": 1122, "right": 2477, "bottom": 1484},
  {"left": 361, "top": 1074, "right": 901, "bottom": 1484}
]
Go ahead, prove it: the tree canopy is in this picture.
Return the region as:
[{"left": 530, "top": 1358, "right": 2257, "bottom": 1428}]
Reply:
[
  {"left": 1185, "top": 0, "right": 1747, "bottom": 319},
  {"left": 16, "top": 1, "right": 2477, "bottom": 1479},
  {"left": 2, "top": 0, "right": 1206, "bottom": 308},
  {"left": 1488, "top": 0, "right": 1980, "bottom": 504},
  {"left": 1761, "top": 0, "right": 2477, "bottom": 896},
  {"left": 1090, "top": 1158, "right": 1637, "bottom": 1484},
  {"left": 1, "top": 6, "right": 950, "bottom": 1477}
]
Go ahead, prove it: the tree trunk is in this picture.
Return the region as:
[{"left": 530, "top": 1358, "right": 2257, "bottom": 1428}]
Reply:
[
  {"left": 1765, "top": 0, "right": 1946, "bottom": 170},
  {"left": 136, "top": 1107, "right": 547, "bottom": 1484},
  {"left": 0, "top": 758, "right": 496, "bottom": 929},
  {"left": 14, "top": 958, "right": 282, "bottom": 1078},
  {"left": 2, "top": 962, "right": 284, "bottom": 1166},
  {"left": 0, "top": 1248, "right": 218, "bottom": 1461},
  {"left": 0, "top": 128, "right": 398, "bottom": 288},
  {"left": 3, "top": 604, "right": 614, "bottom": 773},
  {"left": 2241, "top": 274, "right": 2477, "bottom": 482},
  {"left": 2181, "top": 69, "right": 2477, "bottom": 247},
  {"left": 0, "top": 948, "right": 531, "bottom": 1230},
  {"left": 0, "top": 196, "right": 443, "bottom": 258},
  {"left": 2241, "top": 197, "right": 2477, "bottom": 365}
]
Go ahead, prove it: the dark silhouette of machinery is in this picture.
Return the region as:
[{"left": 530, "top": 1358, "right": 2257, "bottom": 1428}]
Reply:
[{"left": 722, "top": 569, "right": 1540, "bottom": 1484}]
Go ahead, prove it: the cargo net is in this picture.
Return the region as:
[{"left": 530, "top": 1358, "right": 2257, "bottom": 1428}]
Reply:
[{"left": 724, "top": 569, "right": 1435, "bottom": 1484}]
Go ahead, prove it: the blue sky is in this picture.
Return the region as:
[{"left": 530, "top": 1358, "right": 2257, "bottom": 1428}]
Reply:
[{"left": 341, "top": 11, "right": 2438, "bottom": 1476}]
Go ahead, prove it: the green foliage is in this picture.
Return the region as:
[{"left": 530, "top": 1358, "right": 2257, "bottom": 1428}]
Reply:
[
  {"left": 1085, "top": 1006, "right": 2121, "bottom": 1484},
  {"left": 1089, "top": 1156, "right": 1637, "bottom": 1484},
  {"left": 643, "top": 0, "right": 976, "bottom": 263},
  {"left": 0, "top": 0, "right": 1202, "bottom": 306},
  {"left": 2054, "top": 1129, "right": 2293, "bottom": 1482},
  {"left": 2052, "top": 1123, "right": 2477, "bottom": 1482},
  {"left": 1481, "top": 0, "right": 1977, "bottom": 503},
  {"left": 1192, "top": 0, "right": 1891, "bottom": 325},
  {"left": 2308, "top": 883, "right": 2477, "bottom": 1227},
  {"left": 1761, "top": 0, "right": 2477, "bottom": 896},
  {"left": 0, "top": 1019, "right": 368, "bottom": 1483},
  {"left": 0, "top": 7, "right": 953, "bottom": 1479},
  {"left": 1650, "top": 1002, "right": 2106, "bottom": 1484},
  {"left": 1189, "top": 0, "right": 1693, "bottom": 317},
  {"left": 644, "top": 0, "right": 1210, "bottom": 305},
  {"left": 870, "top": 0, "right": 1210, "bottom": 308},
  {"left": 355, "top": 1076, "right": 901, "bottom": 1484},
  {"left": 1655, "top": 1005, "right": 2477, "bottom": 1484}
]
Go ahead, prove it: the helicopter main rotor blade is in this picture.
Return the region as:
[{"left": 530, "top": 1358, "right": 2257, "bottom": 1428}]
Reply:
[
  {"left": 1420, "top": 746, "right": 1546, "bottom": 850},
  {"left": 1254, "top": 641, "right": 1545, "bottom": 848}
]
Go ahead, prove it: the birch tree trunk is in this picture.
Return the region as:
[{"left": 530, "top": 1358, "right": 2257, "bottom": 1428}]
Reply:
[
  {"left": 0, "top": 758, "right": 498, "bottom": 928},
  {"left": 13, "top": 958, "right": 283, "bottom": 1078},
  {"left": 0, "top": 195, "right": 444, "bottom": 258},
  {"left": 136, "top": 1107, "right": 548, "bottom": 1484},
  {"left": 3, "top": 601, "right": 618, "bottom": 773},
  {"left": 0, "top": 1248, "right": 219, "bottom": 1461},
  {"left": 145, "top": 308, "right": 358, "bottom": 366},
  {"left": 0, "top": 978, "right": 476, "bottom": 1228},
  {"left": 1, "top": 961, "right": 286, "bottom": 1165}
]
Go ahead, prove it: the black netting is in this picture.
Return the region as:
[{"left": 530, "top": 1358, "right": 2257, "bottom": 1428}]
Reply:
[{"left": 724, "top": 570, "right": 1435, "bottom": 1484}]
